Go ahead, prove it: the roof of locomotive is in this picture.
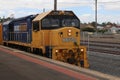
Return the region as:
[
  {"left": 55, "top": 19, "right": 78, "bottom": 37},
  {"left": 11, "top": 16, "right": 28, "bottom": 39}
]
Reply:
[
  {"left": 2, "top": 20, "right": 13, "bottom": 25},
  {"left": 33, "top": 10, "right": 76, "bottom": 22},
  {"left": 13, "top": 15, "right": 36, "bottom": 21},
  {"left": 33, "top": 11, "right": 51, "bottom": 21},
  {"left": 2, "top": 15, "right": 36, "bottom": 26}
]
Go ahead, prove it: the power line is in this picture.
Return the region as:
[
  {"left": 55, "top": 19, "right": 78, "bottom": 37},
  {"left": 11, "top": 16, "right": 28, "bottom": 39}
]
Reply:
[
  {"left": 57, "top": 1, "right": 120, "bottom": 4},
  {"left": 90, "top": 0, "right": 120, "bottom": 3},
  {"left": 98, "top": 1, "right": 120, "bottom": 3}
]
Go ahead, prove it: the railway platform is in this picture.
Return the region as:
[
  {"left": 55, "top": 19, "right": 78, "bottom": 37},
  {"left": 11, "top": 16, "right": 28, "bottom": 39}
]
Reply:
[{"left": 0, "top": 45, "right": 119, "bottom": 80}]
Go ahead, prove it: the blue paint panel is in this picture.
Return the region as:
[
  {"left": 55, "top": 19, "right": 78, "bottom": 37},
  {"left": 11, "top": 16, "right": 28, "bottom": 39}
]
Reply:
[
  {"left": 3, "top": 25, "right": 9, "bottom": 41},
  {"left": 3, "top": 20, "right": 13, "bottom": 41},
  {"left": 12, "top": 15, "right": 35, "bottom": 43},
  {"left": 3, "top": 15, "right": 36, "bottom": 43}
]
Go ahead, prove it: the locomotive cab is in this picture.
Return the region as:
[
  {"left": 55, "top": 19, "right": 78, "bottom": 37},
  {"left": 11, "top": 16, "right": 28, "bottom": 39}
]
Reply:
[{"left": 32, "top": 10, "right": 89, "bottom": 68}]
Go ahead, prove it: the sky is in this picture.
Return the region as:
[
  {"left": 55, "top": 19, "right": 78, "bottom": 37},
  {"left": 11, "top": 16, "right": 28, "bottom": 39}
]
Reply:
[{"left": 0, "top": 0, "right": 120, "bottom": 23}]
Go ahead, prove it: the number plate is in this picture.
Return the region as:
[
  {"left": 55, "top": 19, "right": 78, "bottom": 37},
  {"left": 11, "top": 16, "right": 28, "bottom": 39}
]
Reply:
[{"left": 62, "top": 38, "right": 76, "bottom": 42}]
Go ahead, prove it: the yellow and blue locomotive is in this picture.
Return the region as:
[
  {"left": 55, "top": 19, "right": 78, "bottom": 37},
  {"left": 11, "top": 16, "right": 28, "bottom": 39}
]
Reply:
[{"left": 2, "top": 10, "right": 89, "bottom": 68}]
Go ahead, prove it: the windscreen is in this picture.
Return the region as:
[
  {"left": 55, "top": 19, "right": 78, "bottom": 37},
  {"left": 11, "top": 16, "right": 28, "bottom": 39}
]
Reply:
[
  {"left": 42, "top": 18, "right": 59, "bottom": 28},
  {"left": 41, "top": 12, "right": 80, "bottom": 29},
  {"left": 62, "top": 18, "right": 79, "bottom": 27}
]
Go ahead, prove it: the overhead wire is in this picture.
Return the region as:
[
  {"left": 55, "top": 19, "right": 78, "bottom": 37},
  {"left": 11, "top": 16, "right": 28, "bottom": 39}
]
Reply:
[{"left": 57, "top": 1, "right": 120, "bottom": 5}]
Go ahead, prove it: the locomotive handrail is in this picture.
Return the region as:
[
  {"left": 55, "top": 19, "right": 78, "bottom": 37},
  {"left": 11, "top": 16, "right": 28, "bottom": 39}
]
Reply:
[
  {"left": 41, "top": 31, "right": 45, "bottom": 46},
  {"left": 9, "top": 32, "right": 29, "bottom": 43}
]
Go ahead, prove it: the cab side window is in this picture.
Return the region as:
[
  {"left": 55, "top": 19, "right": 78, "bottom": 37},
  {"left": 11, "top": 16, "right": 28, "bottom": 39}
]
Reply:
[
  {"left": 42, "top": 19, "right": 50, "bottom": 28},
  {"left": 33, "top": 21, "right": 39, "bottom": 31}
]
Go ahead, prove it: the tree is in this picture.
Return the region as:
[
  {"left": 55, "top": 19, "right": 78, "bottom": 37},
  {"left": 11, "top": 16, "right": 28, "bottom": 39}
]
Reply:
[
  {"left": 101, "top": 22, "right": 106, "bottom": 26},
  {"left": 106, "top": 22, "right": 112, "bottom": 25},
  {"left": 90, "top": 21, "right": 98, "bottom": 28},
  {"left": 81, "top": 27, "right": 95, "bottom": 32},
  {"left": 0, "top": 17, "right": 1, "bottom": 22},
  {"left": 97, "top": 29, "right": 107, "bottom": 34},
  {"left": 0, "top": 16, "right": 14, "bottom": 23}
]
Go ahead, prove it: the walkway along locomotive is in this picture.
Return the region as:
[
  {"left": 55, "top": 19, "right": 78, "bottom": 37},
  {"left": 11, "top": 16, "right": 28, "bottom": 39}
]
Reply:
[{"left": 1, "top": 10, "right": 89, "bottom": 68}]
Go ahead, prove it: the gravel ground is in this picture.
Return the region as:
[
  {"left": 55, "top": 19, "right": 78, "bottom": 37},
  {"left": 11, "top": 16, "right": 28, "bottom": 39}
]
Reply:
[{"left": 88, "top": 52, "right": 120, "bottom": 78}]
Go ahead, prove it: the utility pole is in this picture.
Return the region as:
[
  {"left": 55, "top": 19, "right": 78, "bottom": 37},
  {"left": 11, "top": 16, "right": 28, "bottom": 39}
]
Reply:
[
  {"left": 54, "top": 0, "right": 57, "bottom": 10},
  {"left": 43, "top": 8, "right": 45, "bottom": 12},
  {"left": 95, "top": 0, "right": 97, "bottom": 30}
]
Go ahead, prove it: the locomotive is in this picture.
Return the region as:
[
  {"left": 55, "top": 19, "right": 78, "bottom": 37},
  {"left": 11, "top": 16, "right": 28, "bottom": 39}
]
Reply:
[{"left": 1, "top": 10, "right": 89, "bottom": 68}]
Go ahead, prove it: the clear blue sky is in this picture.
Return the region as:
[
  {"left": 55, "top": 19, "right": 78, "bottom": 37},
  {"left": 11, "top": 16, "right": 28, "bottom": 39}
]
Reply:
[{"left": 0, "top": 0, "right": 120, "bottom": 23}]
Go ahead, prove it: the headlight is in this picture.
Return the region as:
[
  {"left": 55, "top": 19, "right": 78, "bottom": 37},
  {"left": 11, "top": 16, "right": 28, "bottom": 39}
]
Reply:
[
  {"left": 68, "top": 33, "right": 71, "bottom": 36},
  {"left": 68, "top": 30, "right": 72, "bottom": 36},
  {"left": 55, "top": 50, "right": 59, "bottom": 53},
  {"left": 81, "top": 49, "right": 84, "bottom": 52},
  {"left": 68, "top": 29, "right": 72, "bottom": 32}
]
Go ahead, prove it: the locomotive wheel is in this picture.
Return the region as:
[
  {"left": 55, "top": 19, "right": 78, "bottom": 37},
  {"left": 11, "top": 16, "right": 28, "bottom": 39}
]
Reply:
[{"left": 33, "top": 48, "right": 43, "bottom": 56}]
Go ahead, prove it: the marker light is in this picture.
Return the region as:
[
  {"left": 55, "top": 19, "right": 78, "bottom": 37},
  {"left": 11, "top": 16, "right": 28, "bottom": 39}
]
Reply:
[
  {"left": 68, "top": 29, "right": 72, "bottom": 32},
  {"left": 68, "top": 33, "right": 71, "bottom": 36},
  {"left": 55, "top": 50, "right": 59, "bottom": 53},
  {"left": 81, "top": 49, "right": 84, "bottom": 52},
  {"left": 68, "top": 30, "right": 72, "bottom": 36}
]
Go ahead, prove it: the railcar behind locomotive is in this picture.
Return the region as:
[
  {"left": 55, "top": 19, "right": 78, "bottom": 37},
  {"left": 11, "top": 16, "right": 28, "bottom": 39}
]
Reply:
[
  {"left": 2, "top": 10, "right": 89, "bottom": 68},
  {"left": 0, "top": 23, "right": 2, "bottom": 45}
]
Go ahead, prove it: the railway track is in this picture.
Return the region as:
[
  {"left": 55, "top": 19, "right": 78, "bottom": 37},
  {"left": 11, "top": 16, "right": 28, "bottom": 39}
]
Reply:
[
  {"left": 81, "top": 40, "right": 120, "bottom": 55},
  {"left": 88, "top": 52, "right": 120, "bottom": 77},
  {"left": 89, "top": 48, "right": 120, "bottom": 55}
]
